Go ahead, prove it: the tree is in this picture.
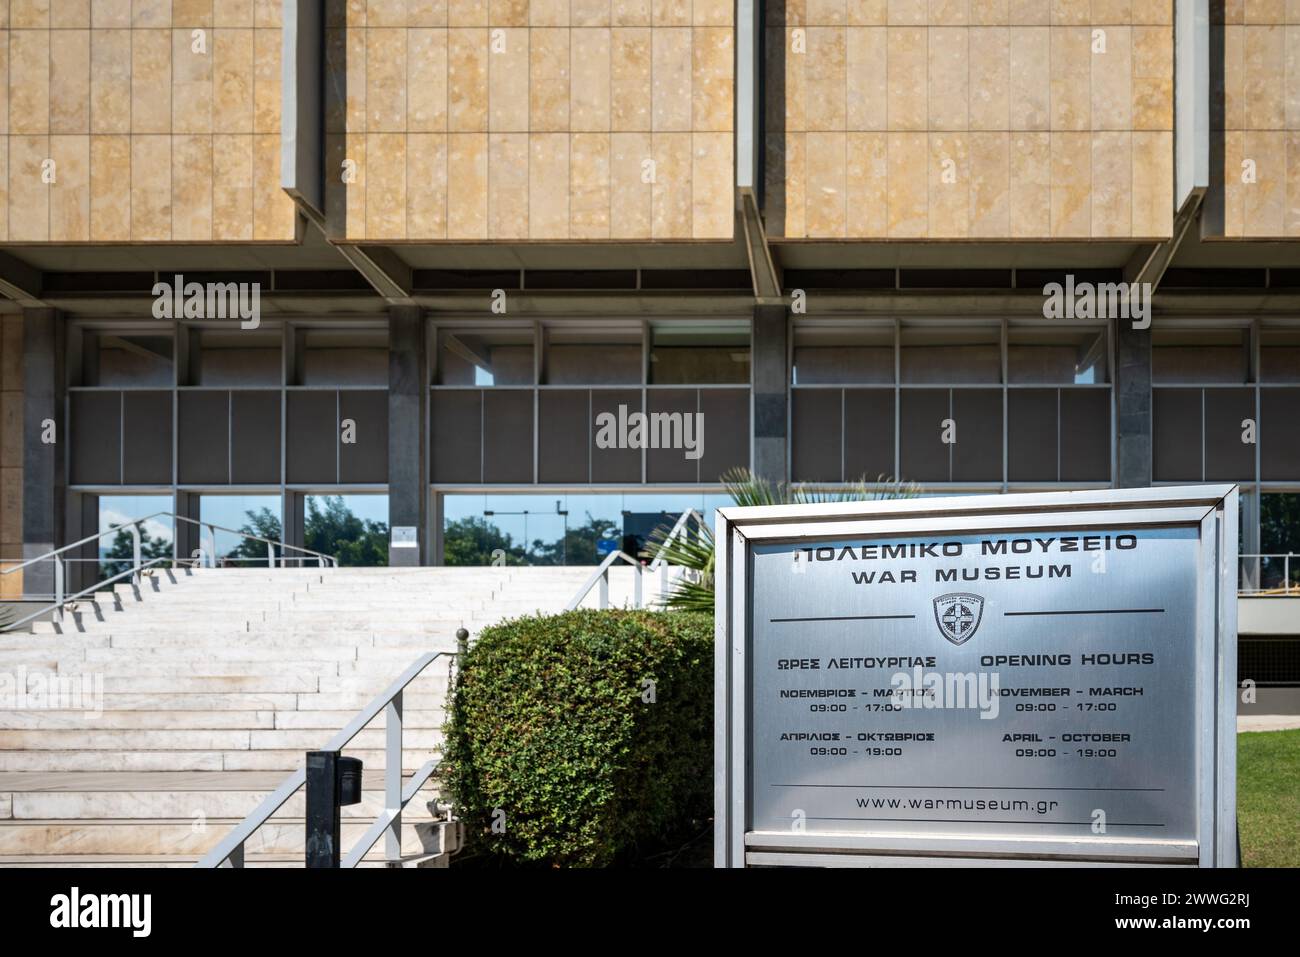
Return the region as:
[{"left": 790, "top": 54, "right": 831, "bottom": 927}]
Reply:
[
  {"left": 99, "top": 524, "right": 173, "bottom": 582},
  {"left": 228, "top": 507, "right": 284, "bottom": 565},
  {"left": 645, "top": 467, "right": 921, "bottom": 615},
  {"left": 304, "top": 495, "right": 388, "bottom": 567},
  {"left": 443, "top": 516, "right": 527, "bottom": 566},
  {"left": 226, "top": 499, "right": 387, "bottom": 568}
]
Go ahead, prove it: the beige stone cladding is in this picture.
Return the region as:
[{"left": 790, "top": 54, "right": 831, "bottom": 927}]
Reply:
[
  {"left": 1215, "top": 0, "right": 1300, "bottom": 237},
  {"left": 765, "top": 0, "right": 1176, "bottom": 240},
  {"left": 0, "top": 0, "right": 297, "bottom": 243},
  {"left": 324, "top": 0, "right": 736, "bottom": 241}
]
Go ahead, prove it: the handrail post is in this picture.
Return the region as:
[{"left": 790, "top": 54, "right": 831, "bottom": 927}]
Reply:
[
  {"left": 599, "top": 567, "right": 609, "bottom": 609},
  {"left": 634, "top": 563, "right": 643, "bottom": 608},
  {"left": 129, "top": 523, "right": 142, "bottom": 585},
  {"left": 385, "top": 692, "right": 403, "bottom": 865},
  {"left": 53, "top": 558, "right": 64, "bottom": 625},
  {"left": 267, "top": 541, "right": 275, "bottom": 568},
  {"left": 205, "top": 525, "right": 217, "bottom": 569}
]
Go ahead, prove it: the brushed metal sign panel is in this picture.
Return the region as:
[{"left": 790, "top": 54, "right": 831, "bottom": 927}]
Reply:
[{"left": 749, "top": 525, "right": 1200, "bottom": 845}]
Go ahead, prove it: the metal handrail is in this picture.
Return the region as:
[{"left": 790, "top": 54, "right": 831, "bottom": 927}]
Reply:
[
  {"left": 646, "top": 507, "right": 705, "bottom": 601},
  {"left": 169, "top": 514, "right": 337, "bottom": 569},
  {"left": 197, "top": 650, "right": 457, "bottom": 869},
  {"left": 1, "top": 556, "right": 173, "bottom": 633},
  {"left": 563, "top": 508, "right": 705, "bottom": 611},
  {"left": 565, "top": 549, "right": 644, "bottom": 610},
  {"left": 646, "top": 508, "right": 704, "bottom": 571},
  {"left": 0, "top": 511, "right": 167, "bottom": 575},
  {"left": 1239, "top": 553, "right": 1300, "bottom": 595},
  {"left": 0, "top": 511, "right": 337, "bottom": 631}
]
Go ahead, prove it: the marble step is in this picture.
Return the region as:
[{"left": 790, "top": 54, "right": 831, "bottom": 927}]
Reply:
[
  {"left": 0, "top": 749, "right": 431, "bottom": 772},
  {"left": 8, "top": 789, "right": 441, "bottom": 821},
  {"left": 0, "top": 727, "right": 441, "bottom": 752},
  {"left": 0, "top": 818, "right": 449, "bottom": 857}
]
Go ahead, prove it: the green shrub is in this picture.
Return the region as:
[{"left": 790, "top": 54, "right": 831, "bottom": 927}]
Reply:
[{"left": 441, "top": 609, "right": 713, "bottom": 867}]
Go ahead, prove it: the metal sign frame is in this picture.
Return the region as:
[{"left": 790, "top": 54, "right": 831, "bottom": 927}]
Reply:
[{"left": 715, "top": 485, "right": 1239, "bottom": 868}]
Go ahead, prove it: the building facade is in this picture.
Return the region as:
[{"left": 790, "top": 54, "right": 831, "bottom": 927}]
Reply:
[{"left": 0, "top": 0, "right": 1294, "bottom": 610}]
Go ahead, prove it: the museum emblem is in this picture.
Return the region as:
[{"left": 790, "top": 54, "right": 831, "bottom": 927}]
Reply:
[{"left": 933, "top": 593, "right": 985, "bottom": 645}]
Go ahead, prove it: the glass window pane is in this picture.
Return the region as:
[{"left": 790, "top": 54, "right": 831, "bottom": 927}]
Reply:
[
  {"left": 94, "top": 334, "right": 174, "bottom": 387},
  {"left": 900, "top": 326, "right": 1001, "bottom": 384},
  {"left": 648, "top": 323, "right": 750, "bottom": 385},
  {"left": 1260, "top": 328, "right": 1300, "bottom": 383},
  {"left": 437, "top": 330, "right": 534, "bottom": 386},
  {"left": 97, "top": 495, "right": 173, "bottom": 582},
  {"left": 1008, "top": 326, "right": 1107, "bottom": 384},
  {"left": 304, "top": 494, "right": 390, "bottom": 567},
  {"left": 1152, "top": 328, "right": 1247, "bottom": 384},
  {"left": 199, "top": 495, "right": 282, "bottom": 566},
  {"left": 544, "top": 329, "right": 642, "bottom": 384},
  {"left": 197, "top": 330, "right": 281, "bottom": 386},
  {"left": 1260, "top": 493, "right": 1300, "bottom": 591},
  {"left": 442, "top": 492, "right": 724, "bottom": 566},
  {"left": 792, "top": 326, "right": 893, "bottom": 384}
]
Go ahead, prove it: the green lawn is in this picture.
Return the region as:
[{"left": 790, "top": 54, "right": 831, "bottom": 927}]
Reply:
[{"left": 1238, "top": 728, "right": 1300, "bottom": 867}]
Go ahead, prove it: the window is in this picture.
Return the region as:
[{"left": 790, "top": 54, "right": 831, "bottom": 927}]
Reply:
[
  {"left": 900, "top": 326, "right": 1000, "bottom": 384},
  {"left": 442, "top": 492, "right": 731, "bottom": 565},
  {"left": 304, "top": 494, "right": 390, "bottom": 567},
  {"left": 648, "top": 324, "right": 750, "bottom": 385},
  {"left": 437, "top": 330, "right": 534, "bottom": 386},
  {"left": 1260, "top": 493, "right": 1300, "bottom": 591},
  {"left": 1152, "top": 328, "right": 1247, "bottom": 384},
  {"left": 97, "top": 496, "right": 173, "bottom": 582},
  {"left": 198, "top": 495, "right": 282, "bottom": 565},
  {"left": 1008, "top": 326, "right": 1107, "bottom": 384},
  {"left": 792, "top": 325, "right": 893, "bottom": 384}
]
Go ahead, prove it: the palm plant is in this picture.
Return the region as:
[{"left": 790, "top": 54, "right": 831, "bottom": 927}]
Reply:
[{"left": 645, "top": 467, "right": 921, "bottom": 615}]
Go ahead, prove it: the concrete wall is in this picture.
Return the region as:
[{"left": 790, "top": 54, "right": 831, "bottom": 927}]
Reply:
[
  {"left": 0, "top": 0, "right": 297, "bottom": 243},
  {"left": 764, "top": 0, "right": 1176, "bottom": 239},
  {"left": 0, "top": 314, "right": 19, "bottom": 599},
  {"left": 1213, "top": 1, "right": 1300, "bottom": 238},
  {"left": 323, "top": 0, "right": 737, "bottom": 241},
  {"left": 1239, "top": 595, "right": 1300, "bottom": 635}
]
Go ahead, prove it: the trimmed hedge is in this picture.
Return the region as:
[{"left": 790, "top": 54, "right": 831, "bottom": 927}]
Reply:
[{"left": 441, "top": 609, "right": 713, "bottom": 867}]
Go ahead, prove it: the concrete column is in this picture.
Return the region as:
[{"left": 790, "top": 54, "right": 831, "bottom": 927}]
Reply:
[
  {"left": 21, "top": 309, "right": 65, "bottom": 599},
  {"left": 388, "top": 306, "right": 426, "bottom": 566},
  {"left": 1116, "top": 319, "right": 1152, "bottom": 489},
  {"left": 751, "top": 304, "right": 788, "bottom": 483}
]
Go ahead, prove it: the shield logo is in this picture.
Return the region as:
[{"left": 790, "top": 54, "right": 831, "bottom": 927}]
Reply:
[{"left": 933, "top": 593, "right": 984, "bottom": 645}]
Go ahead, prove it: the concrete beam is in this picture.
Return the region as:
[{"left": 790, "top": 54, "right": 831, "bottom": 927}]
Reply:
[
  {"left": 1124, "top": 189, "right": 1206, "bottom": 289},
  {"left": 388, "top": 306, "right": 427, "bottom": 566},
  {"left": 281, "top": 0, "right": 325, "bottom": 218},
  {"left": 0, "top": 250, "right": 45, "bottom": 308},
  {"left": 739, "top": 188, "right": 782, "bottom": 303},
  {"left": 751, "top": 304, "right": 789, "bottom": 483},
  {"left": 1115, "top": 317, "right": 1152, "bottom": 489}
]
